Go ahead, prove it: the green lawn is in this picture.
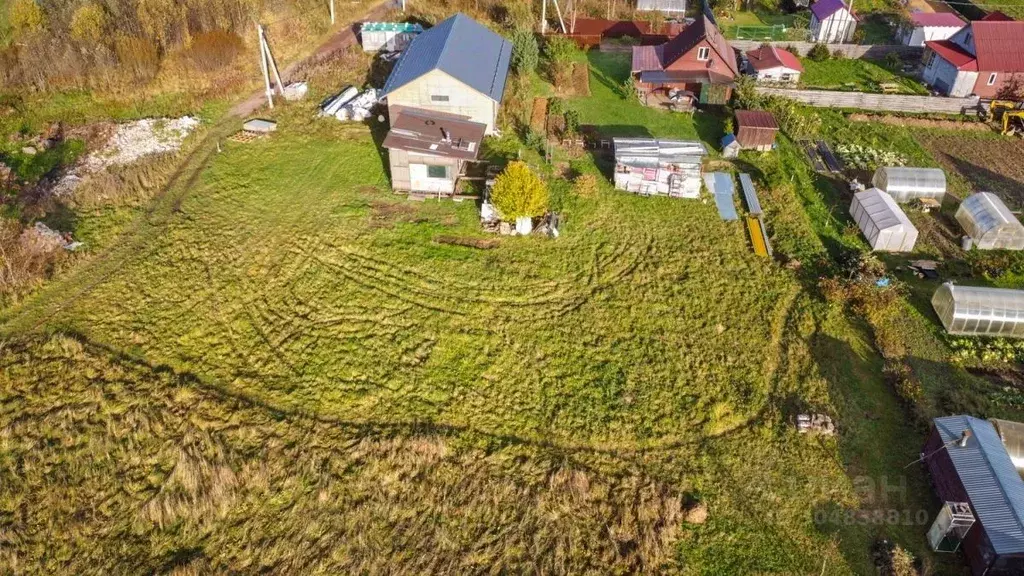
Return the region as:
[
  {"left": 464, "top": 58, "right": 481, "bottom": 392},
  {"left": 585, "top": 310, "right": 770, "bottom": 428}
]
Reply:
[
  {"left": 0, "top": 48, "right": 995, "bottom": 575},
  {"left": 800, "top": 58, "right": 929, "bottom": 95}
]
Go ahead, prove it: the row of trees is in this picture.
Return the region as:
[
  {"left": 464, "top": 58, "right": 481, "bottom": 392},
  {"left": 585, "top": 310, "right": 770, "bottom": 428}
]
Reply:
[{"left": 1, "top": 0, "right": 326, "bottom": 91}]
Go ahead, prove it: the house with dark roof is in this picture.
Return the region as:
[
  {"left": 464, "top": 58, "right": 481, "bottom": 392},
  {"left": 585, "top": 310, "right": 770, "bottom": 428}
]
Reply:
[
  {"left": 630, "top": 15, "right": 740, "bottom": 105},
  {"left": 808, "top": 0, "right": 857, "bottom": 43},
  {"left": 923, "top": 415, "right": 1024, "bottom": 575},
  {"left": 899, "top": 12, "right": 965, "bottom": 47},
  {"left": 922, "top": 21, "right": 1024, "bottom": 98},
  {"left": 382, "top": 106, "right": 487, "bottom": 194},
  {"left": 382, "top": 13, "right": 511, "bottom": 134},
  {"left": 744, "top": 44, "right": 803, "bottom": 83}
]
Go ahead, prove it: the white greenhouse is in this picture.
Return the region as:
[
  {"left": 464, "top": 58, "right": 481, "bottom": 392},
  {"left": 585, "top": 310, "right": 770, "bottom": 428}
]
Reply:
[
  {"left": 849, "top": 188, "right": 919, "bottom": 252},
  {"left": 871, "top": 166, "right": 947, "bottom": 203},
  {"left": 932, "top": 282, "right": 1024, "bottom": 338},
  {"left": 956, "top": 192, "right": 1024, "bottom": 251}
]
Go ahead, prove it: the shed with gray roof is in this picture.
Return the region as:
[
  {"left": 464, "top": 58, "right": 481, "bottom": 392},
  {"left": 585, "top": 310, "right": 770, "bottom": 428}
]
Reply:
[{"left": 924, "top": 415, "right": 1024, "bottom": 575}]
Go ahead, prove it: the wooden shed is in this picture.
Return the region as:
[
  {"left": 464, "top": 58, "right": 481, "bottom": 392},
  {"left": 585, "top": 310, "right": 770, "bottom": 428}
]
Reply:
[{"left": 734, "top": 110, "right": 778, "bottom": 151}]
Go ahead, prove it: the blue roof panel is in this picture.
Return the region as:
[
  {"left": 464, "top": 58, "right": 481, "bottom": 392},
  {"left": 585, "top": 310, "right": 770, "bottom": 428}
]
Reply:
[
  {"left": 934, "top": 415, "right": 1024, "bottom": 555},
  {"left": 382, "top": 13, "right": 511, "bottom": 102}
]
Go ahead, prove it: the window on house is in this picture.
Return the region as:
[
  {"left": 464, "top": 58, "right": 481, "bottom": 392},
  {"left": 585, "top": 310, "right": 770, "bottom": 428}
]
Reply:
[
  {"left": 988, "top": 73, "right": 998, "bottom": 86},
  {"left": 430, "top": 95, "right": 450, "bottom": 102},
  {"left": 697, "top": 47, "right": 710, "bottom": 61},
  {"left": 427, "top": 165, "right": 448, "bottom": 179}
]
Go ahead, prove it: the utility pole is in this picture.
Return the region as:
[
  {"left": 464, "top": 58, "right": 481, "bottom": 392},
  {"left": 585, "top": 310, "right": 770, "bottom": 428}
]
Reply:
[
  {"left": 541, "top": 0, "right": 547, "bottom": 35},
  {"left": 551, "top": 0, "right": 567, "bottom": 33},
  {"left": 329, "top": 0, "right": 335, "bottom": 24},
  {"left": 257, "top": 24, "right": 273, "bottom": 109}
]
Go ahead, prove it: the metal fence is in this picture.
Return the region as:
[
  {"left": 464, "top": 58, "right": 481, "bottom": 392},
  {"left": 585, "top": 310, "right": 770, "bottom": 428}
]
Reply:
[
  {"left": 756, "top": 87, "right": 980, "bottom": 114},
  {"left": 722, "top": 24, "right": 793, "bottom": 41}
]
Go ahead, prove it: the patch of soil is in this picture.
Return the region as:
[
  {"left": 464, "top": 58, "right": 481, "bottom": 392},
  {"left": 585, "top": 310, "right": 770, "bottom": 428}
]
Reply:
[
  {"left": 434, "top": 235, "right": 500, "bottom": 249},
  {"left": 848, "top": 113, "right": 989, "bottom": 131},
  {"left": 916, "top": 133, "right": 1024, "bottom": 209},
  {"left": 368, "top": 200, "right": 424, "bottom": 228}
]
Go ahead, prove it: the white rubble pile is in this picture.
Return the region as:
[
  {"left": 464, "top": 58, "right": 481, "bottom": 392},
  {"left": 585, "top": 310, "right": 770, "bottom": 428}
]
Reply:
[
  {"left": 320, "top": 87, "right": 379, "bottom": 122},
  {"left": 21, "top": 222, "right": 83, "bottom": 252},
  {"left": 52, "top": 116, "right": 199, "bottom": 198}
]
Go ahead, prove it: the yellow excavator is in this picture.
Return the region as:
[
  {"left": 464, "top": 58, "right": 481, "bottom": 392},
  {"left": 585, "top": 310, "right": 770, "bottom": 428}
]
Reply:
[{"left": 1003, "top": 110, "right": 1024, "bottom": 135}]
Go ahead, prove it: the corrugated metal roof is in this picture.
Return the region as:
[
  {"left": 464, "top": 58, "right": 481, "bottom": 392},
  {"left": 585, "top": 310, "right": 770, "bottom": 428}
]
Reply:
[
  {"left": 382, "top": 13, "right": 511, "bottom": 102},
  {"left": 704, "top": 172, "right": 739, "bottom": 221},
  {"left": 909, "top": 12, "right": 965, "bottom": 28},
  {"left": 636, "top": 0, "right": 687, "bottom": 12},
  {"left": 382, "top": 107, "right": 485, "bottom": 159},
  {"left": 661, "top": 15, "right": 739, "bottom": 77},
  {"left": 739, "top": 173, "right": 762, "bottom": 215},
  {"left": 613, "top": 138, "right": 706, "bottom": 167},
  {"left": 638, "top": 69, "right": 736, "bottom": 85},
  {"left": 745, "top": 44, "right": 804, "bottom": 72},
  {"left": 810, "top": 0, "right": 849, "bottom": 21},
  {"left": 735, "top": 110, "right": 778, "bottom": 130},
  {"left": 933, "top": 415, "right": 1024, "bottom": 554},
  {"left": 926, "top": 39, "right": 978, "bottom": 71},
  {"left": 970, "top": 22, "right": 1024, "bottom": 72},
  {"left": 632, "top": 44, "right": 664, "bottom": 73}
]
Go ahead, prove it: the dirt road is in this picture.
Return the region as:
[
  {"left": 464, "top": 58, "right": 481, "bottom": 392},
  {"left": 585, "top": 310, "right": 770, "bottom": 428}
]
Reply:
[{"left": 231, "top": 0, "right": 395, "bottom": 118}]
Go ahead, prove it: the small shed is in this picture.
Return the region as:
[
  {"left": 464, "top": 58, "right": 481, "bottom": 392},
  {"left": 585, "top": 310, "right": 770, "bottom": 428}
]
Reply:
[
  {"left": 734, "top": 110, "right": 778, "bottom": 151},
  {"left": 923, "top": 415, "right": 1024, "bottom": 575},
  {"left": 956, "top": 192, "right": 1024, "bottom": 251},
  {"left": 721, "top": 133, "right": 741, "bottom": 158},
  {"left": 361, "top": 22, "right": 424, "bottom": 52},
  {"left": 932, "top": 282, "right": 1024, "bottom": 338},
  {"left": 613, "top": 138, "right": 707, "bottom": 198},
  {"left": 871, "top": 166, "right": 947, "bottom": 203},
  {"left": 849, "top": 188, "right": 918, "bottom": 252}
]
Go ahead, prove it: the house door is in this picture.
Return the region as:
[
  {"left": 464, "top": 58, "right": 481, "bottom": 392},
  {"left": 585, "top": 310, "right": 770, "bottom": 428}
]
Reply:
[
  {"left": 934, "top": 78, "right": 950, "bottom": 95},
  {"left": 668, "top": 173, "right": 682, "bottom": 196}
]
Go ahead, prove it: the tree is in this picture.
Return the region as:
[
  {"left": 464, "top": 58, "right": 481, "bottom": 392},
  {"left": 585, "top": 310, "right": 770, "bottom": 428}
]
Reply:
[
  {"left": 491, "top": 161, "right": 549, "bottom": 219},
  {"left": 9, "top": 0, "right": 45, "bottom": 37},
  {"left": 807, "top": 43, "right": 830, "bottom": 62},
  {"left": 509, "top": 28, "right": 539, "bottom": 73},
  {"left": 997, "top": 73, "right": 1024, "bottom": 101},
  {"left": 71, "top": 3, "right": 107, "bottom": 45}
]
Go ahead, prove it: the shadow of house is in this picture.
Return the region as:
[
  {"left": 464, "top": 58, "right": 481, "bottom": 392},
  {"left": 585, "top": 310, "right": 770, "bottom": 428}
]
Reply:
[{"left": 944, "top": 156, "right": 1024, "bottom": 211}]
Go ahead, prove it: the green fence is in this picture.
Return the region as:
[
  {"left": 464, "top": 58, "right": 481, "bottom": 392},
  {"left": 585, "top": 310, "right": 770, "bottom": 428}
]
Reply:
[{"left": 722, "top": 24, "right": 792, "bottom": 41}]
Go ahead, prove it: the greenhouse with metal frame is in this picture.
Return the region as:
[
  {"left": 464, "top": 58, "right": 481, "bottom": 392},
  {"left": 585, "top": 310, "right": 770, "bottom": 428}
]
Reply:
[
  {"left": 932, "top": 282, "right": 1024, "bottom": 338},
  {"left": 849, "top": 188, "right": 918, "bottom": 252},
  {"left": 956, "top": 192, "right": 1024, "bottom": 251},
  {"left": 871, "top": 166, "right": 947, "bottom": 203}
]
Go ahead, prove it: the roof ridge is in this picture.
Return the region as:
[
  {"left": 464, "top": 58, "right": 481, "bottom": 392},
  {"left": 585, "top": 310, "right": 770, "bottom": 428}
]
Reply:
[{"left": 965, "top": 417, "right": 1024, "bottom": 542}]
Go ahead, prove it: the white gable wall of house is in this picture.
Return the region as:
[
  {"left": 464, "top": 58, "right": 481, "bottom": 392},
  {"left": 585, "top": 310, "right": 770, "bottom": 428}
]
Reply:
[
  {"left": 922, "top": 51, "right": 978, "bottom": 96},
  {"left": 386, "top": 69, "right": 500, "bottom": 134},
  {"left": 810, "top": 9, "right": 856, "bottom": 43},
  {"left": 901, "top": 25, "right": 964, "bottom": 47},
  {"left": 948, "top": 25, "right": 975, "bottom": 54}
]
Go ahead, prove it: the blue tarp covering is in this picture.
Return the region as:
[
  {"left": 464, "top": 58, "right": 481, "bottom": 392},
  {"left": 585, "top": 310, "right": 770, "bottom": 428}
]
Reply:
[{"left": 704, "top": 172, "right": 738, "bottom": 221}]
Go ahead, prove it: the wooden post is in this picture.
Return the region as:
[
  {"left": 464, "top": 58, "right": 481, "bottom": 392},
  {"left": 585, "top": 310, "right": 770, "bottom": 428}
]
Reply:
[
  {"left": 257, "top": 24, "right": 274, "bottom": 109},
  {"left": 329, "top": 0, "right": 335, "bottom": 24},
  {"left": 551, "top": 0, "right": 567, "bottom": 33},
  {"left": 541, "top": 0, "right": 547, "bottom": 34}
]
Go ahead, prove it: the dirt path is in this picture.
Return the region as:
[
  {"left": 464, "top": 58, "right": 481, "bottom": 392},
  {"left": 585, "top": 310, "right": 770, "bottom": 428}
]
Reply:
[{"left": 231, "top": 0, "right": 395, "bottom": 118}]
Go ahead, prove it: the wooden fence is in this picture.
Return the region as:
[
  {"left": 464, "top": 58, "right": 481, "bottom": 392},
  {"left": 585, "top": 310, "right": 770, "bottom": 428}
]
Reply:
[
  {"left": 756, "top": 87, "right": 980, "bottom": 114},
  {"left": 730, "top": 40, "right": 923, "bottom": 59}
]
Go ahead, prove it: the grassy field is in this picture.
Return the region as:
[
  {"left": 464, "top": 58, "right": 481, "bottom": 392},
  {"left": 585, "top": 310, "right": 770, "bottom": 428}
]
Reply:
[
  {"left": 800, "top": 58, "right": 929, "bottom": 95},
  {"left": 0, "top": 44, "right": 1006, "bottom": 575}
]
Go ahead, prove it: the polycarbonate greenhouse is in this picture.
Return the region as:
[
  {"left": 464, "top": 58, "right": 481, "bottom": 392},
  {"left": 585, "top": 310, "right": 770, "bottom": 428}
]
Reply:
[
  {"left": 849, "top": 188, "right": 918, "bottom": 252},
  {"left": 871, "top": 166, "right": 947, "bottom": 203},
  {"left": 956, "top": 192, "right": 1024, "bottom": 251},
  {"left": 932, "top": 282, "right": 1024, "bottom": 338}
]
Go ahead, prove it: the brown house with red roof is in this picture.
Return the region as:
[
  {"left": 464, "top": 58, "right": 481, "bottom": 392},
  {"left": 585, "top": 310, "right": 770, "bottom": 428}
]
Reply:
[
  {"left": 922, "top": 20, "right": 1024, "bottom": 98},
  {"left": 630, "top": 15, "right": 740, "bottom": 105}
]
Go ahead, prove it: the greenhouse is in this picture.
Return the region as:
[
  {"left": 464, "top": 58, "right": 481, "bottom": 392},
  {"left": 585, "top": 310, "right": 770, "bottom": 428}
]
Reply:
[
  {"left": 956, "top": 192, "right": 1024, "bottom": 251},
  {"left": 849, "top": 188, "right": 918, "bottom": 252},
  {"left": 871, "top": 166, "right": 947, "bottom": 203},
  {"left": 932, "top": 282, "right": 1024, "bottom": 338}
]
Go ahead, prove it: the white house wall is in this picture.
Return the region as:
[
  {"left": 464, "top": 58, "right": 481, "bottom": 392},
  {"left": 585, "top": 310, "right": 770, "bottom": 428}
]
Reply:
[
  {"left": 386, "top": 69, "right": 499, "bottom": 134},
  {"left": 754, "top": 66, "right": 801, "bottom": 83},
  {"left": 902, "top": 25, "right": 963, "bottom": 47},
  {"left": 810, "top": 10, "right": 857, "bottom": 43},
  {"left": 923, "top": 54, "right": 977, "bottom": 97}
]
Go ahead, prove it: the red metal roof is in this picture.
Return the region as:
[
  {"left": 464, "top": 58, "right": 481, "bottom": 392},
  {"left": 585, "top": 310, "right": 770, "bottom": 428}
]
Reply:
[
  {"left": 926, "top": 39, "right": 978, "bottom": 71},
  {"left": 745, "top": 44, "right": 804, "bottom": 72},
  {"left": 910, "top": 12, "right": 965, "bottom": 28},
  {"left": 735, "top": 109, "right": 779, "bottom": 130},
  {"left": 981, "top": 10, "right": 1014, "bottom": 21},
  {"left": 631, "top": 44, "right": 664, "bottom": 72},
  {"left": 661, "top": 15, "right": 739, "bottom": 77},
  {"left": 971, "top": 22, "right": 1024, "bottom": 72}
]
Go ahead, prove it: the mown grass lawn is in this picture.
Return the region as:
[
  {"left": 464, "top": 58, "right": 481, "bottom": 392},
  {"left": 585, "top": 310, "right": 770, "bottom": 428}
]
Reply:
[
  {"left": 0, "top": 51, "right": 973, "bottom": 575},
  {"left": 800, "top": 58, "right": 929, "bottom": 95}
]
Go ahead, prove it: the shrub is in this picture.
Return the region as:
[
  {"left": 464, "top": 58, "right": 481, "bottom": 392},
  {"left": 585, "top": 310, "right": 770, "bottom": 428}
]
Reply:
[
  {"left": 853, "top": 28, "right": 866, "bottom": 44},
  {"left": 509, "top": 28, "right": 539, "bottom": 74},
  {"left": 807, "top": 43, "right": 830, "bottom": 62},
  {"left": 70, "top": 3, "right": 107, "bottom": 45},
  {"left": 547, "top": 97, "right": 564, "bottom": 117},
  {"left": 524, "top": 128, "right": 545, "bottom": 152},
  {"left": 491, "top": 161, "right": 549, "bottom": 219},
  {"left": 9, "top": 0, "right": 45, "bottom": 37},
  {"left": 723, "top": 116, "right": 734, "bottom": 134},
  {"left": 572, "top": 173, "right": 599, "bottom": 198},
  {"left": 563, "top": 109, "right": 580, "bottom": 137},
  {"left": 832, "top": 48, "right": 846, "bottom": 59},
  {"left": 543, "top": 36, "right": 579, "bottom": 87},
  {"left": 187, "top": 30, "right": 244, "bottom": 72},
  {"left": 115, "top": 34, "right": 160, "bottom": 81},
  {"left": 884, "top": 51, "right": 901, "bottom": 70}
]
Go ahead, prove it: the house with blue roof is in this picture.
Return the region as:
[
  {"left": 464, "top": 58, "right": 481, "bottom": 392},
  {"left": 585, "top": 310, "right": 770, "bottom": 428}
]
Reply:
[
  {"left": 808, "top": 0, "right": 857, "bottom": 43},
  {"left": 382, "top": 13, "right": 511, "bottom": 135}
]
